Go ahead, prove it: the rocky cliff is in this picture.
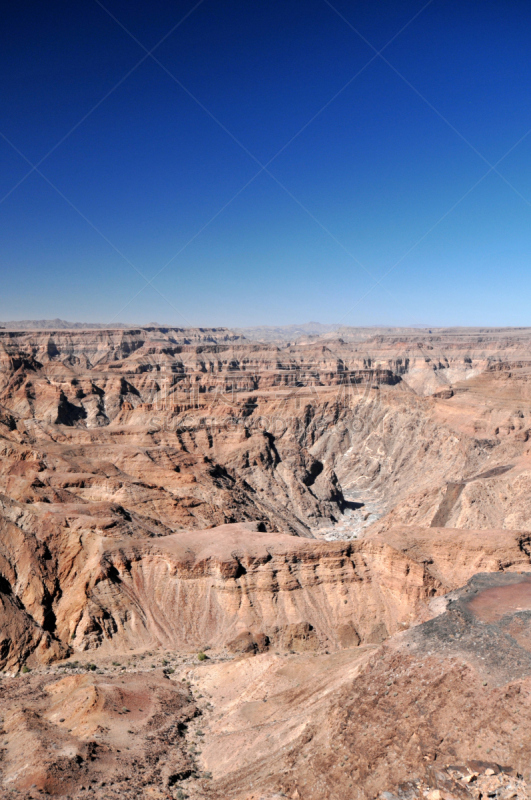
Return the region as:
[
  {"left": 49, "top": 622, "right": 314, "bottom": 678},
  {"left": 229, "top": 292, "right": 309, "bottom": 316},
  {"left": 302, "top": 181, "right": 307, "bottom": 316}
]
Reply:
[{"left": 2, "top": 327, "right": 531, "bottom": 798}]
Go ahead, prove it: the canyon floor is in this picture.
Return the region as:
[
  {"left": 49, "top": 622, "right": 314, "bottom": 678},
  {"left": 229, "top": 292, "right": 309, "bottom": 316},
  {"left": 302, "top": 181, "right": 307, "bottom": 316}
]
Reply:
[{"left": 2, "top": 325, "right": 531, "bottom": 799}]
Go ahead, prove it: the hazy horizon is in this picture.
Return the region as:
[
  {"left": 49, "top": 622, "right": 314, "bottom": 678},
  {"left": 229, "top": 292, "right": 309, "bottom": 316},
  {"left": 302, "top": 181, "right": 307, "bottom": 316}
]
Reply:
[{"left": 3, "top": 317, "right": 531, "bottom": 335}]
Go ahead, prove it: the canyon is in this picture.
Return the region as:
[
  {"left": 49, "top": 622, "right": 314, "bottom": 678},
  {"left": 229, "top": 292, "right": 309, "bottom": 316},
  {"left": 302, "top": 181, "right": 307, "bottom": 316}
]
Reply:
[{"left": 1, "top": 325, "right": 531, "bottom": 799}]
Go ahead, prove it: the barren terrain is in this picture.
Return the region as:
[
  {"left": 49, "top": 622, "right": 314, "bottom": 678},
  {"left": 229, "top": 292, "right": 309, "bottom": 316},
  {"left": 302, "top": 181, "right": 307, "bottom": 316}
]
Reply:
[{"left": 2, "top": 325, "right": 531, "bottom": 798}]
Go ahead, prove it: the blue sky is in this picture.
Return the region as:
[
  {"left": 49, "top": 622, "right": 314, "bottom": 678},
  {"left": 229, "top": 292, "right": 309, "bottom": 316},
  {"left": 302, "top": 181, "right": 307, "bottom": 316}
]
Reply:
[{"left": 1, "top": 0, "right": 531, "bottom": 327}]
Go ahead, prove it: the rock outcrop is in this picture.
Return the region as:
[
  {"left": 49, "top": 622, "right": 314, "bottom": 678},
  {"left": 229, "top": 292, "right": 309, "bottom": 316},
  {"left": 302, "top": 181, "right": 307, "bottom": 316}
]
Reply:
[
  {"left": 1, "top": 502, "right": 531, "bottom": 672},
  {"left": 2, "top": 326, "right": 531, "bottom": 798},
  {"left": 191, "top": 571, "right": 531, "bottom": 800}
]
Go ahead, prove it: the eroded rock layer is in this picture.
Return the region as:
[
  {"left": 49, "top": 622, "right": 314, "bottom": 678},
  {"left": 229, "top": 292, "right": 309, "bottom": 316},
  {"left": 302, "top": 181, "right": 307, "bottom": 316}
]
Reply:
[{"left": 1, "top": 326, "right": 531, "bottom": 798}]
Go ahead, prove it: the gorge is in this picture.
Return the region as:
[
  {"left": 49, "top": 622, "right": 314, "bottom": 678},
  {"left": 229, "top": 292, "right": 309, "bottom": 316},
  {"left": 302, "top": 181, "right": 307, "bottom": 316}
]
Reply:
[{"left": 1, "top": 325, "right": 531, "bottom": 799}]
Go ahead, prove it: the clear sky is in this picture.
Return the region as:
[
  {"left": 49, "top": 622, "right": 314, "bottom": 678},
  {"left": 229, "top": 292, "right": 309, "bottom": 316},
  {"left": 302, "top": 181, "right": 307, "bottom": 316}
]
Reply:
[{"left": 1, "top": 0, "right": 531, "bottom": 327}]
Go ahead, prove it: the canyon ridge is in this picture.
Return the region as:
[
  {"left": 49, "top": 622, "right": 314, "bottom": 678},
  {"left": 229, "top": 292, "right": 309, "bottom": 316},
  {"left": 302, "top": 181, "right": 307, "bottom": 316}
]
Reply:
[{"left": 1, "top": 324, "right": 531, "bottom": 800}]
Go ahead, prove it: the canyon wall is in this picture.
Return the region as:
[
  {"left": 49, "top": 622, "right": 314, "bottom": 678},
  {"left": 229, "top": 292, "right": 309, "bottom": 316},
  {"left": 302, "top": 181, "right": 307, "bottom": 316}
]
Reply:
[{"left": 2, "top": 326, "right": 531, "bottom": 671}]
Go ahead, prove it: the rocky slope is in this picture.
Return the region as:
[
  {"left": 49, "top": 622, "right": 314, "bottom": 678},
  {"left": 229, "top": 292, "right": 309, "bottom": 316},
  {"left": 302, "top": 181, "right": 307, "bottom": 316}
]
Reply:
[
  {"left": 3, "top": 325, "right": 531, "bottom": 542},
  {"left": 2, "top": 326, "right": 531, "bottom": 798},
  {"left": 2, "top": 565, "right": 531, "bottom": 799},
  {"left": 2, "top": 325, "right": 531, "bottom": 665},
  {"left": 156, "top": 571, "right": 531, "bottom": 800}
]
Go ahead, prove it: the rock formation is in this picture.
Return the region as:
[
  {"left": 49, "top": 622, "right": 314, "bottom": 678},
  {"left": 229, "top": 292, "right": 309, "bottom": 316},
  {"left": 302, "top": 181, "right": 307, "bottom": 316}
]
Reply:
[{"left": 2, "top": 325, "right": 531, "bottom": 798}]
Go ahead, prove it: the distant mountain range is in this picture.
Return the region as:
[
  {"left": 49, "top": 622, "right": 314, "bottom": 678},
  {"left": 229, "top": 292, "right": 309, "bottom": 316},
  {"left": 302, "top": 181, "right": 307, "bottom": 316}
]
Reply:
[
  {"left": 0, "top": 319, "right": 342, "bottom": 337},
  {"left": 0, "top": 318, "right": 433, "bottom": 343},
  {"left": 232, "top": 322, "right": 342, "bottom": 342},
  {"left": 0, "top": 318, "right": 131, "bottom": 330},
  {"left": 233, "top": 322, "right": 431, "bottom": 343}
]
